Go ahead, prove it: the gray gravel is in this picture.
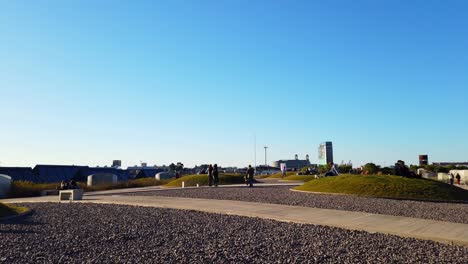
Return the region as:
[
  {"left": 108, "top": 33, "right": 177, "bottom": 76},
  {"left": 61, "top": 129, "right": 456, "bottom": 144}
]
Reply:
[
  {"left": 1, "top": 203, "right": 467, "bottom": 263},
  {"left": 124, "top": 185, "right": 468, "bottom": 224}
]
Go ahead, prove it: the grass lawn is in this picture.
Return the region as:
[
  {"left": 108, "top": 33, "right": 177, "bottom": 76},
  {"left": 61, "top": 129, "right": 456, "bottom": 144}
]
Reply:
[
  {"left": 165, "top": 173, "right": 245, "bottom": 187},
  {"left": 294, "top": 174, "right": 468, "bottom": 201},
  {"left": 282, "top": 175, "right": 316, "bottom": 182},
  {"left": 0, "top": 203, "right": 28, "bottom": 218}
]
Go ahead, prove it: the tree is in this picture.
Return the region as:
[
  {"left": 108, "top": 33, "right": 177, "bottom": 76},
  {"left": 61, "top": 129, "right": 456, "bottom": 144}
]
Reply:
[
  {"left": 363, "top": 163, "right": 379, "bottom": 174},
  {"left": 338, "top": 164, "right": 352, "bottom": 174},
  {"left": 176, "top": 162, "right": 184, "bottom": 172},
  {"left": 169, "top": 163, "right": 176, "bottom": 172},
  {"left": 380, "top": 167, "right": 393, "bottom": 175},
  {"left": 318, "top": 164, "right": 332, "bottom": 174}
]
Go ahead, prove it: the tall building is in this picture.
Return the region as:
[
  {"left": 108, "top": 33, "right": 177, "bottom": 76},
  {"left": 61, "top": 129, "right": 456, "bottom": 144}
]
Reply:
[
  {"left": 318, "top": 142, "right": 333, "bottom": 165},
  {"left": 419, "top": 155, "right": 428, "bottom": 166}
]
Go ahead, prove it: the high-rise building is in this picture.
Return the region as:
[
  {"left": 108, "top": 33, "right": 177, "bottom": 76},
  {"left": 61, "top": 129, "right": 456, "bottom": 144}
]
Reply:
[
  {"left": 318, "top": 142, "right": 333, "bottom": 165},
  {"left": 419, "top": 155, "right": 428, "bottom": 166}
]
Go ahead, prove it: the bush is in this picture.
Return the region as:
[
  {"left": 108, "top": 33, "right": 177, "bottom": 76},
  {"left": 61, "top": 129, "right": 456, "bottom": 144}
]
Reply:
[
  {"left": 318, "top": 164, "right": 332, "bottom": 174},
  {"left": 363, "top": 163, "right": 379, "bottom": 174},
  {"left": 338, "top": 165, "right": 352, "bottom": 174},
  {"left": 8, "top": 181, "right": 58, "bottom": 198}
]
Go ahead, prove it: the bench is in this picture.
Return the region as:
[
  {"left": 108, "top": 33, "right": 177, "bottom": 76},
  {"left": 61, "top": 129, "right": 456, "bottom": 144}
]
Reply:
[{"left": 59, "top": 189, "right": 84, "bottom": 201}]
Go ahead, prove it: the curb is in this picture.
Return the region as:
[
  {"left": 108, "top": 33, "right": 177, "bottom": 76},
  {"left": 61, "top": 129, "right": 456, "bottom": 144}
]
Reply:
[{"left": 0, "top": 208, "right": 32, "bottom": 222}]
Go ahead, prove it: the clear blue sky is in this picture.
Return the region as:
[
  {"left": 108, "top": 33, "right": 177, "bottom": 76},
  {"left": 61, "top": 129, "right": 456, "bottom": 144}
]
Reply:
[{"left": 1, "top": 1, "right": 467, "bottom": 168}]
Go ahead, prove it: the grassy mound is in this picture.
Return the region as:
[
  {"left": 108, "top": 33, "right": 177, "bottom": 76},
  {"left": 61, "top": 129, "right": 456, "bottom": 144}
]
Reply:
[
  {"left": 282, "top": 175, "right": 316, "bottom": 182},
  {"left": 0, "top": 203, "right": 28, "bottom": 218},
  {"left": 165, "top": 174, "right": 245, "bottom": 187},
  {"left": 294, "top": 174, "right": 468, "bottom": 201}
]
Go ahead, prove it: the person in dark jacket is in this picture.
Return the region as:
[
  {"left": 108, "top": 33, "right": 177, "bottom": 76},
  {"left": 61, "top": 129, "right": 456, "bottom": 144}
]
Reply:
[
  {"left": 456, "top": 174, "right": 461, "bottom": 185},
  {"left": 246, "top": 165, "right": 255, "bottom": 187},
  {"left": 213, "top": 164, "right": 219, "bottom": 187},
  {"left": 208, "top": 164, "right": 214, "bottom": 187}
]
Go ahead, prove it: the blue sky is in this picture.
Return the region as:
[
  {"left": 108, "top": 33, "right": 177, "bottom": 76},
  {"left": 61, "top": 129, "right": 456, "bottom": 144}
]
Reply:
[{"left": 1, "top": 1, "right": 467, "bottom": 168}]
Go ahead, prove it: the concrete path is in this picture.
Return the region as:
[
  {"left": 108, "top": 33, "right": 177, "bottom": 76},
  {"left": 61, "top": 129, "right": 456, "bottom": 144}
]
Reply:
[
  {"left": 3, "top": 192, "right": 468, "bottom": 247},
  {"left": 85, "top": 182, "right": 301, "bottom": 196}
]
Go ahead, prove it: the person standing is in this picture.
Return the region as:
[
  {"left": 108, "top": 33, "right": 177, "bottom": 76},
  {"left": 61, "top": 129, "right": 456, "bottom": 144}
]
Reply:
[
  {"left": 456, "top": 174, "right": 461, "bottom": 185},
  {"left": 246, "top": 165, "right": 255, "bottom": 187},
  {"left": 208, "top": 164, "right": 214, "bottom": 187},
  {"left": 449, "top": 173, "right": 454, "bottom": 185},
  {"left": 213, "top": 164, "right": 219, "bottom": 187}
]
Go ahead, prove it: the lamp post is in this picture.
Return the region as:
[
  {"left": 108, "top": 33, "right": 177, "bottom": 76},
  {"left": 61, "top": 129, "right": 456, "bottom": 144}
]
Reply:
[{"left": 264, "top": 146, "right": 268, "bottom": 167}]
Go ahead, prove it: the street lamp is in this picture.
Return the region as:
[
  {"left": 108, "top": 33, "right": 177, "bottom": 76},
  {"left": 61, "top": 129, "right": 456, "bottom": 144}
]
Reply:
[{"left": 264, "top": 146, "right": 268, "bottom": 167}]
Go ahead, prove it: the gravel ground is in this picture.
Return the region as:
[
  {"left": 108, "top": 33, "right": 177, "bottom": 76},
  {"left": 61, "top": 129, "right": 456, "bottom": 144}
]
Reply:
[
  {"left": 124, "top": 186, "right": 468, "bottom": 224},
  {"left": 0, "top": 203, "right": 467, "bottom": 263}
]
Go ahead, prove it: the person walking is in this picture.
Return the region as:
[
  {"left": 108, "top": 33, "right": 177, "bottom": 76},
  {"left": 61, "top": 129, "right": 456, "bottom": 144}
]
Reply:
[
  {"left": 449, "top": 173, "right": 454, "bottom": 185},
  {"left": 246, "top": 165, "right": 255, "bottom": 187},
  {"left": 456, "top": 174, "right": 461, "bottom": 185},
  {"left": 208, "top": 164, "right": 214, "bottom": 187},
  {"left": 213, "top": 164, "right": 219, "bottom": 187}
]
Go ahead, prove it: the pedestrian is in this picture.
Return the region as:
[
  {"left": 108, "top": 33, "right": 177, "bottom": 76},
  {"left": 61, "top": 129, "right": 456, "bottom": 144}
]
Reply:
[
  {"left": 246, "top": 165, "right": 255, "bottom": 187},
  {"left": 456, "top": 174, "right": 461, "bottom": 185},
  {"left": 213, "top": 164, "right": 219, "bottom": 187},
  {"left": 208, "top": 164, "right": 214, "bottom": 187},
  {"left": 449, "top": 173, "right": 454, "bottom": 185}
]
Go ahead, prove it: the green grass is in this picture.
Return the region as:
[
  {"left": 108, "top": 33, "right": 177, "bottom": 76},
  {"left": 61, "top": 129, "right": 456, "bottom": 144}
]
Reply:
[
  {"left": 294, "top": 174, "right": 468, "bottom": 201},
  {"left": 0, "top": 203, "right": 28, "bottom": 218},
  {"left": 282, "top": 175, "right": 316, "bottom": 182},
  {"left": 266, "top": 172, "right": 297, "bottom": 179},
  {"left": 165, "top": 173, "right": 245, "bottom": 187}
]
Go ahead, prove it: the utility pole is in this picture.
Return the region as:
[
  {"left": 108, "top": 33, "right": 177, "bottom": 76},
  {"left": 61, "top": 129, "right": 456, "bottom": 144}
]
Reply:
[
  {"left": 254, "top": 134, "right": 257, "bottom": 170},
  {"left": 264, "top": 146, "right": 268, "bottom": 167}
]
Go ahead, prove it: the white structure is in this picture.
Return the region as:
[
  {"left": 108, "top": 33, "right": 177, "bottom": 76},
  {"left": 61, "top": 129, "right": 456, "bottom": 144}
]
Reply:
[
  {"left": 59, "top": 189, "right": 83, "bottom": 201},
  {"left": 437, "top": 173, "right": 451, "bottom": 183},
  {"left": 155, "top": 172, "right": 174, "bottom": 180},
  {"left": 87, "top": 173, "right": 118, "bottom": 186},
  {"left": 0, "top": 174, "right": 12, "bottom": 199},
  {"left": 420, "top": 170, "right": 437, "bottom": 180},
  {"left": 449, "top": 170, "right": 468, "bottom": 184}
]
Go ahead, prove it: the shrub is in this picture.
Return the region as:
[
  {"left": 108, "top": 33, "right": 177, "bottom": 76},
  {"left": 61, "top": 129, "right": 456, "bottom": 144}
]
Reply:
[{"left": 8, "top": 181, "right": 58, "bottom": 198}]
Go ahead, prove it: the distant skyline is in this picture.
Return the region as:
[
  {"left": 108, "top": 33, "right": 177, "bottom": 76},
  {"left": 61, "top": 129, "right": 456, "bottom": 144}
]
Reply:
[{"left": 1, "top": 1, "right": 467, "bottom": 168}]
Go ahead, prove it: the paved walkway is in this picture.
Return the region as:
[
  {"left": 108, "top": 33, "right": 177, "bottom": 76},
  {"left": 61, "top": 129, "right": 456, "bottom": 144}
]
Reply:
[{"left": 3, "top": 187, "right": 468, "bottom": 247}]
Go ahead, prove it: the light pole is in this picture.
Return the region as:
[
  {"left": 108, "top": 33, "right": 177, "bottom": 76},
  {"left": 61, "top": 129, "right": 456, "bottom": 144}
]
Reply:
[{"left": 264, "top": 146, "right": 268, "bottom": 167}]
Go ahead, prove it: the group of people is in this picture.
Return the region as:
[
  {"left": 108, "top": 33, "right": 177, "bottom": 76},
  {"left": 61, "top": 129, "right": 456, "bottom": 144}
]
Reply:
[
  {"left": 449, "top": 173, "right": 462, "bottom": 185},
  {"left": 207, "top": 164, "right": 219, "bottom": 187},
  {"left": 58, "top": 180, "right": 80, "bottom": 190},
  {"left": 206, "top": 164, "right": 255, "bottom": 187}
]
